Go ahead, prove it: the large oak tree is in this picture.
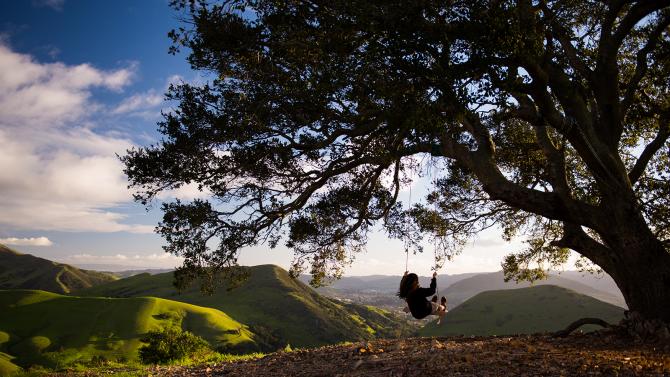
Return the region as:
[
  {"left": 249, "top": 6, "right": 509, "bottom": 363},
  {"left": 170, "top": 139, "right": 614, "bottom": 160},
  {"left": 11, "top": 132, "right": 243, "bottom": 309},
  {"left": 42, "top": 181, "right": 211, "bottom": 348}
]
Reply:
[{"left": 123, "top": 0, "right": 670, "bottom": 322}]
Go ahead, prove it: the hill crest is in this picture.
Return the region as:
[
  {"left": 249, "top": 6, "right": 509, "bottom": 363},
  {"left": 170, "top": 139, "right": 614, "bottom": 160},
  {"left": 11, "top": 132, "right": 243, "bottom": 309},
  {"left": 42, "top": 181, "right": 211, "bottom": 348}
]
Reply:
[
  {"left": 78, "top": 264, "right": 414, "bottom": 348},
  {"left": 443, "top": 271, "right": 625, "bottom": 308},
  {"left": 0, "top": 244, "right": 117, "bottom": 294},
  {"left": 420, "top": 284, "right": 625, "bottom": 337}
]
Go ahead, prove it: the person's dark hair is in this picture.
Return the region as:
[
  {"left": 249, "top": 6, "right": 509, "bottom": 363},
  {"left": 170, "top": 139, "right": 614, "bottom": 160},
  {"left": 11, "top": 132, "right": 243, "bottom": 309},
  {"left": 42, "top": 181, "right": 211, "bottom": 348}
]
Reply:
[{"left": 398, "top": 273, "right": 418, "bottom": 298}]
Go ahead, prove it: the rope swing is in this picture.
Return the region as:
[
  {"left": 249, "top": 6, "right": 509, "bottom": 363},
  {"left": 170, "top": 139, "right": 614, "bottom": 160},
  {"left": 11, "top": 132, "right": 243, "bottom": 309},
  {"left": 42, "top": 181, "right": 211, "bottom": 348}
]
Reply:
[
  {"left": 401, "top": 159, "right": 449, "bottom": 279},
  {"left": 404, "top": 181, "right": 412, "bottom": 273}
]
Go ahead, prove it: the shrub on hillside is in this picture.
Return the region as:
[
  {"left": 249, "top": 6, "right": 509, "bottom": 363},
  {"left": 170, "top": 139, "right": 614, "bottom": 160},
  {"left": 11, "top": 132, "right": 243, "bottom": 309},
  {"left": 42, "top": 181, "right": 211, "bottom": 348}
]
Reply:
[
  {"left": 139, "top": 327, "right": 209, "bottom": 364},
  {"left": 245, "top": 324, "right": 287, "bottom": 352}
]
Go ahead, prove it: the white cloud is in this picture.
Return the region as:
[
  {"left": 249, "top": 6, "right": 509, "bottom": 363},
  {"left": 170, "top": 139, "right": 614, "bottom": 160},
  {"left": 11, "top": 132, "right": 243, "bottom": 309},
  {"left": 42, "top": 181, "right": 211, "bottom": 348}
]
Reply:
[
  {"left": 166, "top": 74, "right": 184, "bottom": 86},
  {"left": 111, "top": 74, "right": 189, "bottom": 119},
  {"left": 64, "top": 252, "right": 184, "bottom": 268},
  {"left": 0, "top": 43, "right": 150, "bottom": 233},
  {"left": 157, "top": 182, "right": 212, "bottom": 201},
  {"left": 0, "top": 237, "right": 53, "bottom": 246},
  {"left": 112, "top": 90, "right": 163, "bottom": 115},
  {"left": 0, "top": 45, "right": 135, "bottom": 127}
]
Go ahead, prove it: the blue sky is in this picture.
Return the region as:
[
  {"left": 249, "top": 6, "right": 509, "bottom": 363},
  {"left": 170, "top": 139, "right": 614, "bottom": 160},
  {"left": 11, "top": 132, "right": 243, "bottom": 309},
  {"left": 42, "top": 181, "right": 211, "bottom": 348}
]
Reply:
[{"left": 0, "top": 0, "right": 531, "bottom": 275}]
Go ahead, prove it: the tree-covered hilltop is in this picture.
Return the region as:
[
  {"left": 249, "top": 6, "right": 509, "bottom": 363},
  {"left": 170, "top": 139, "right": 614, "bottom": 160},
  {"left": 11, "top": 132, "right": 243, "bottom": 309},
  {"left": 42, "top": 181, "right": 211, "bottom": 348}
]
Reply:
[{"left": 123, "top": 0, "right": 670, "bottom": 324}]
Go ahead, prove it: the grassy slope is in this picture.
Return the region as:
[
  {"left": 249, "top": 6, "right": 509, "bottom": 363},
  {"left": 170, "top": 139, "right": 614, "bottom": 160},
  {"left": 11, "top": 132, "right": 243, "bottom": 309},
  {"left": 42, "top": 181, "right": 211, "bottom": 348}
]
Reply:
[
  {"left": 0, "top": 290, "right": 255, "bottom": 370},
  {"left": 443, "top": 271, "right": 625, "bottom": 308},
  {"left": 341, "top": 303, "right": 415, "bottom": 339},
  {"left": 419, "top": 285, "right": 624, "bottom": 337},
  {"left": 0, "top": 244, "right": 117, "bottom": 294},
  {"left": 79, "top": 265, "right": 413, "bottom": 348}
]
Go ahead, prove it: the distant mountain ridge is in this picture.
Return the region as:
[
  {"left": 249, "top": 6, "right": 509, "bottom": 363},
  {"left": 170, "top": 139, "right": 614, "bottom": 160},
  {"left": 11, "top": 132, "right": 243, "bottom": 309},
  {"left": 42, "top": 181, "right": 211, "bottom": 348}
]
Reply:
[
  {"left": 0, "top": 244, "right": 117, "bottom": 294},
  {"left": 298, "top": 270, "right": 625, "bottom": 314},
  {"left": 299, "top": 272, "right": 479, "bottom": 293},
  {"left": 443, "top": 271, "right": 626, "bottom": 309}
]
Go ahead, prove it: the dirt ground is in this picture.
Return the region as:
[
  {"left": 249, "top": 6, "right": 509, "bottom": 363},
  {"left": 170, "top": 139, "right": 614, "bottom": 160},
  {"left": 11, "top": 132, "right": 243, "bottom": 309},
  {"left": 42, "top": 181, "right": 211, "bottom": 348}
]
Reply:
[{"left": 151, "top": 331, "right": 670, "bottom": 377}]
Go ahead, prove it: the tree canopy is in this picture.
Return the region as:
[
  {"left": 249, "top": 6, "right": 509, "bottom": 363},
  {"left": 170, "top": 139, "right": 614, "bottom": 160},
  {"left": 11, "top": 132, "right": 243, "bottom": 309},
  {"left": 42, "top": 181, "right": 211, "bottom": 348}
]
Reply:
[{"left": 123, "top": 0, "right": 670, "bottom": 321}]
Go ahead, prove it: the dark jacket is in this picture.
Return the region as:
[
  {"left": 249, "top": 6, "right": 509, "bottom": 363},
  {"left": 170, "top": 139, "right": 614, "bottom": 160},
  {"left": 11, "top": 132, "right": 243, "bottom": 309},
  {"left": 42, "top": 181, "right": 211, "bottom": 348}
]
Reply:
[{"left": 406, "top": 277, "right": 436, "bottom": 319}]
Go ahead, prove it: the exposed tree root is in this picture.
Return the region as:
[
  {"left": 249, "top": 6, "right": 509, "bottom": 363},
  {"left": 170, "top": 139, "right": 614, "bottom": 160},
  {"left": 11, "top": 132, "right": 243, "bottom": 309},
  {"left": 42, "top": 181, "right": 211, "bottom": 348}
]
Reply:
[{"left": 554, "top": 317, "right": 611, "bottom": 338}]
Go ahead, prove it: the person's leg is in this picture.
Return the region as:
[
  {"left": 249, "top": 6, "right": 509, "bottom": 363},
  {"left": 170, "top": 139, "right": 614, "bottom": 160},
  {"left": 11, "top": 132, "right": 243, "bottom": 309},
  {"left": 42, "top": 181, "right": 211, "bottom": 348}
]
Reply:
[
  {"left": 430, "top": 301, "right": 440, "bottom": 315},
  {"left": 436, "top": 309, "right": 446, "bottom": 325}
]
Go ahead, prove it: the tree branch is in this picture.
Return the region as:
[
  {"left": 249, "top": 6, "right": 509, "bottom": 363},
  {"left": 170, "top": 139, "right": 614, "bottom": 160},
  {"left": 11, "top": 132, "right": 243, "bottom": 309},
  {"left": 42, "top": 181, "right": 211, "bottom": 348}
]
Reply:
[
  {"left": 609, "top": 1, "right": 669, "bottom": 52},
  {"left": 540, "top": 1, "right": 594, "bottom": 85},
  {"left": 550, "top": 222, "right": 613, "bottom": 272},
  {"left": 434, "top": 130, "right": 603, "bottom": 231},
  {"left": 534, "top": 124, "right": 570, "bottom": 198},
  {"left": 621, "top": 13, "right": 670, "bottom": 113},
  {"left": 628, "top": 123, "right": 670, "bottom": 185}
]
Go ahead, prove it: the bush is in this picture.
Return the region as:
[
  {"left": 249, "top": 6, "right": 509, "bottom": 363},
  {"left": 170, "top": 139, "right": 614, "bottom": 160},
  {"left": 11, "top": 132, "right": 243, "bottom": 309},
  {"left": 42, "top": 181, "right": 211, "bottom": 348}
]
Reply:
[
  {"left": 138, "top": 327, "right": 209, "bottom": 364},
  {"left": 245, "top": 324, "right": 287, "bottom": 352}
]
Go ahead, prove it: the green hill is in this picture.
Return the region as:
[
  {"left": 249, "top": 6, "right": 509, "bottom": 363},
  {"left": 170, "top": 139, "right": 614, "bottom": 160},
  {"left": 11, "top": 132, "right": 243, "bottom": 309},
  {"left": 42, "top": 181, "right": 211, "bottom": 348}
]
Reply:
[
  {"left": 0, "top": 244, "right": 117, "bottom": 294},
  {"left": 79, "top": 265, "right": 414, "bottom": 348},
  {"left": 443, "top": 271, "right": 625, "bottom": 308},
  {"left": 419, "top": 285, "right": 625, "bottom": 337},
  {"left": 0, "top": 289, "right": 255, "bottom": 371}
]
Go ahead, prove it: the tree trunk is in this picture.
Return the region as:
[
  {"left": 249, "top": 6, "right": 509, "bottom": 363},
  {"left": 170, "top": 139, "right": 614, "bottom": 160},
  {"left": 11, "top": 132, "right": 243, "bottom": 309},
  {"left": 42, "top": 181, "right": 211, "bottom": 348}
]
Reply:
[
  {"left": 600, "top": 207, "right": 670, "bottom": 323},
  {"left": 611, "top": 245, "right": 670, "bottom": 323}
]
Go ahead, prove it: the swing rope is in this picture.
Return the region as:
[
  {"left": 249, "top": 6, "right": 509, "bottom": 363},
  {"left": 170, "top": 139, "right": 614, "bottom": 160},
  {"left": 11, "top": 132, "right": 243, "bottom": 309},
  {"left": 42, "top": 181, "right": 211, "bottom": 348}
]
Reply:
[
  {"left": 405, "top": 246, "right": 409, "bottom": 273},
  {"left": 404, "top": 181, "right": 412, "bottom": 273},
  {"left": 431, "top": 159, "right": 441, "bottom": 297}
]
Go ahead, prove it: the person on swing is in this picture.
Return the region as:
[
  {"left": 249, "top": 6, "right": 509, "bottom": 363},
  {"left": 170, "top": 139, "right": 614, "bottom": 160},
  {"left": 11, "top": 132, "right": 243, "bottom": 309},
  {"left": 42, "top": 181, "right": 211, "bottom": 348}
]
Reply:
[{"left": 398, "top": 271, "right": 448, "bottom": 324}]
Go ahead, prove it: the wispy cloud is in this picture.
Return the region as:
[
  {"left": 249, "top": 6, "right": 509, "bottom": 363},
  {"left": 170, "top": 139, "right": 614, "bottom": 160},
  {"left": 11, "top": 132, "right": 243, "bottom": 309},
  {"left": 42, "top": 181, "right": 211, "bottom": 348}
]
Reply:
[
  {"left": 32, "top": 0, "right": 65, "bottom": 11},
  {"left": 64, "top": 252, "right": 184, "bottom": 268},
  {"left": 111, "top": 74, "right": 186, "bottom": 120},
  {"left": 112, "top": 90, "right": 163, "bottom": 116},
  {"left": 0, "top": 236, "right": 53, "bottom": 246},
  {"left": 0, "top": 44, "right": 135, "bottom": 126}
]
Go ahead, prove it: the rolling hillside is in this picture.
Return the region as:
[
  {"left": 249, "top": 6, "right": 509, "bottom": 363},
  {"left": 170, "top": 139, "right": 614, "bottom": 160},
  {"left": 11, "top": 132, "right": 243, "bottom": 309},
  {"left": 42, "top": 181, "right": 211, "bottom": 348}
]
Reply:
[
  {"left": 0, "top": 244, "right": 117, "bottom": 294},
  {"left": 419, "top": 285, "right": 625, "bottom": 337},
  {"left": 78, "top": 265, "right": 414, "bottom": 348},
  {"left": 443, "top": 271, "right": 625, "bottom": 308},
  {"left": 0, "top": 290, "right": 255, "bottom": 371}
]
